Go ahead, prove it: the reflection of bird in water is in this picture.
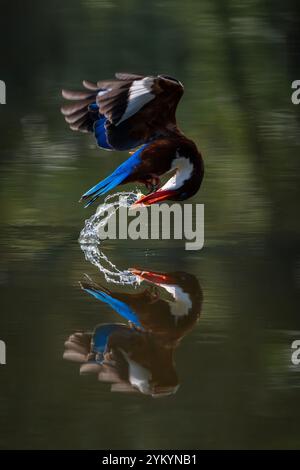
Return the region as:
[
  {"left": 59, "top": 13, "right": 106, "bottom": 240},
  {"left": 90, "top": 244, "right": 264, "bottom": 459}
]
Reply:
[
  {"left": 81, "top": 269, "right": 203, "bottom": 342},
  {"left": 64, "top": 324, "right": 179, "bottom": 396},
  {"left": 61, "top": 73, "right": 204, "bottom": 207},
  {"left": 63, "top": 269, "right": 203, "bottom": 397}
]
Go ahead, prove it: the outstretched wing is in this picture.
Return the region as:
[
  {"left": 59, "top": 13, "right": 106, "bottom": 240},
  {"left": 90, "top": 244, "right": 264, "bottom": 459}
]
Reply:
[
  {"left": 61, "top": 73, "right": 184, "bottom": 151},
  {"left": 95, "top": 73, "right": 184, "bottom": 127}
]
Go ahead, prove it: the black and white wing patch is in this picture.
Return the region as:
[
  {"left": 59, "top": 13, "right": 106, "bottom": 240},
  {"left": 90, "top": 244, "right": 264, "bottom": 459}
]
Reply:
[
  {"left": 61, "top": 73, "right": 184, "bottom": 148},
  {"left": 96, "top": 76, "right": 155, "bottom": 126},
  {"left": 96, "top": 73, "right": 184, "bottom": 128},
  {"left": 118, "top": 77, "right": 155, "bottom": 124}
]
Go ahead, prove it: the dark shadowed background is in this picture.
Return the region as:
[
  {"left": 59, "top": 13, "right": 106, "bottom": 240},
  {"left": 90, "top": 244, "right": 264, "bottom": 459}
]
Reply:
[{"left": 0, "top": 0, "right": 300, "bottom": 449}]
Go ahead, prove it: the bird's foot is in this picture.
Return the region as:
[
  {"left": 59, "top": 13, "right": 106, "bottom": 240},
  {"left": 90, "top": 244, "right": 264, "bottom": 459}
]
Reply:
[{"left": 146, "top": 176, "right": 160, "bottom": 194}]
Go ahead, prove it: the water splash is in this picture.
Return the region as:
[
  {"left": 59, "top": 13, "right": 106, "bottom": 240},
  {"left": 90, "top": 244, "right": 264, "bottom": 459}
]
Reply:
[
  {"left": 79, "top": 191, "right": 142, "bottom": 286},
  {"left": 79, "top": 191, "right": 139, "bottom": 244}
]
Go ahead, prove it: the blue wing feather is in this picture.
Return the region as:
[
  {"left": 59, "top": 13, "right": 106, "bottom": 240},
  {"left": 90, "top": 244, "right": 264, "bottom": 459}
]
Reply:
[
  {"left": 93, "top": 324, "right": 121, "bottom": 356},
  {"left": 94, "top": 116, "right": 112, "bottom": 150},
  {"left": 93, "top": 324, "right": 136, "bottom": 354}
]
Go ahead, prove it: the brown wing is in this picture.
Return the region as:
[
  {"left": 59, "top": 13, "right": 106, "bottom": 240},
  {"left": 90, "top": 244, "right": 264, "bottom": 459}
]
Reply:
[
  {"left": 95, "top": 73, "right": 184, "bottom": 128},
  {"left": 147, "top": 74, "right": 184, "bottom": 127},
  {"left": 61, "top": 73, "right": 184, "bottom": 150},
  {"left": 61, "top": 81, "right": 100, "bottom": 133},
  {"left": 61, "top": 75, "right": 149, "bottom": 134},
  {"left": 115, "top": 72, "right": 144, "bottom": 81}
]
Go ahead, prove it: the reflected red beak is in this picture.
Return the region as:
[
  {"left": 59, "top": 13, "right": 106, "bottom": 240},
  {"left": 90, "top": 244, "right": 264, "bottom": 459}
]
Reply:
[
  {"left": 129, "top": 268, "right": 173, "bottom": 285},
  {"left": 132, "top": 189, "right": 175, "bottom": 206}
]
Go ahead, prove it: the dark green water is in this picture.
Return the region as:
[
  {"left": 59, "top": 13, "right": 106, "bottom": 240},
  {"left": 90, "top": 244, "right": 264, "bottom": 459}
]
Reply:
[{"left": 0, "top": 0, "right": 300, "bottom": 450}]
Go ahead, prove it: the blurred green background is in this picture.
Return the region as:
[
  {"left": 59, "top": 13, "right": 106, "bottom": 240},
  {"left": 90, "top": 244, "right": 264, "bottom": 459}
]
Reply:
[{"left": 0, "top": 0, "right": 299, "bottom": 449}]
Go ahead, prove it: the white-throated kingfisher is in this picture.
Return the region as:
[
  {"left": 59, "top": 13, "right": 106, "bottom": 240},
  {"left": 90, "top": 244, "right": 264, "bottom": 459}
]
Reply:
[{"left": 61, "top": 73, "right": 204, "bottom": 207}]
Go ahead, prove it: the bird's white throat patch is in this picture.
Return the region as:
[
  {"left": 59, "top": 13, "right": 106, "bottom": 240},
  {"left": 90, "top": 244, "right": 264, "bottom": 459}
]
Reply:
[
  {"left": 160, "top": 153, "right": 194, "bottom": 192},
  {"left": 160, "top": 284, "right": 192, "bottom": 317}
]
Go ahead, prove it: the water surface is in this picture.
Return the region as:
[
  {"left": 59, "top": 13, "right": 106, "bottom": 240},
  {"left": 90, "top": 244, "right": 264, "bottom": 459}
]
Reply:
[{"left": 0, "top": 0, "right": 300, "bottom": 450}]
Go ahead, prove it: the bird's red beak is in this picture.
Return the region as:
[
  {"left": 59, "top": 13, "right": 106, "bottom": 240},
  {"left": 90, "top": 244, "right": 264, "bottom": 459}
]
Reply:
[
  {"left": 132, "top": 189, "right": 175, "bottom": 206},
  {"left": 129, "top": 268, "right": 173, "bottom": 285}
]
